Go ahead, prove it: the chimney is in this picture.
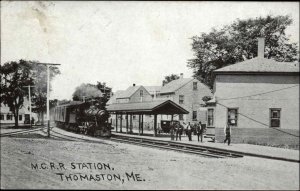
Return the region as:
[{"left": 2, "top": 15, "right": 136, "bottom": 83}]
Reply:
[
  {"left": 257, "top": 37, "right": 265, "bottom": 58},
  {"left": 133, "top": 83, "right": 136, "bottom": 87},
  {"left": 180, "top": 73, "right": 183, "bottom": 79}
]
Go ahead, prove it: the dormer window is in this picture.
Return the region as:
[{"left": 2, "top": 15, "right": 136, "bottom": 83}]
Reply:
[{"left": 193, "top": 82, "right": 197, "bottom": 90}]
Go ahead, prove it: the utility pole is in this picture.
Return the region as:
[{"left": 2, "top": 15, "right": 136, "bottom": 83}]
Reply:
[
  {"left": 38, "top": 63, "right": 61, "bottom": 138},
  {"left": 24, "top": 85, "right": 34, "bottom": 127}
]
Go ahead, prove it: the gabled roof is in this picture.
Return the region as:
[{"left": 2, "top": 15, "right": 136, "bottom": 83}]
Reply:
[
  {"left": 144, "top": 86, "right": 161, "bottom": 94},
  {"left": 106, "top": 90, "right": 124, "bottom": 105},
  {"left": 159, "top": 78, "right": 193, "bottom": 94},
  {"left": 214, "top": 57, "right": 299, "bottom": 74},
  {"left": 1, "top": 99, "right": 30, "bottom": 114},
  {"left": 117, "top": 85, "right": 142, "bottom": 99},
  {"left": 106, "top": 100, "right": 189, "bottom": 114}
]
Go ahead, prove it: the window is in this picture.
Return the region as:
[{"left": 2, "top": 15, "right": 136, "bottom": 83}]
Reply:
[
  {"left": 6, "top": 114, "right": 13, "bottom": 120},
  {"left": 0, "top": 115, "right": 4, "bottom": 120},
  {"left": 179, "top": 114, "right": 183, "bottom": 121},
  {"left": 193, "top": 82, "right": 198, "bottom": 90},
  {"left": 192, "top": 111, "right": 197, "bottom": 121},
  {"left": 270, "top": 108, "right": 281, "bottom": 128},
  {"left": 207, "top": 109, "right": 214, "bottom": 126},
  {"left": 132, "top": 115, "right": 136, "bottom": 120},
  {"left": 140, "top": 90, "right": 143, "bottom": 97},
  {"left": 179, "top": 95, "right": 184, "bottom": 104},
  {"left": 227, "top": 108, "right": 238, "bottom": 126},
  {"left": 19, "top": 115, "right": 22, "bottom": 121}
]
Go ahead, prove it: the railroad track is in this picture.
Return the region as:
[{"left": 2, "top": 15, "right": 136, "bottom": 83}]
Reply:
[
  {"left": 1, "top": 126, "right": 95, "bottom": 143},
  {"left": 0, "top": 127, "right": 46, "bottom": 137},
  {"left": 3, "top": 127, "right": 298, "bottom": 163},
  {"left": 39, "top": 128, "right": 110, "bottom": 145},
  {"left": 111, "top": 134, "right": 300, "bottom": 163},
  {"left": 110, "top": 134, "right": 243, "bottom": 158}
]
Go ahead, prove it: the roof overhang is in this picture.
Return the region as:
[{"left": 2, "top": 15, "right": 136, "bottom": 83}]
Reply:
[
  {"left": 213, "top": 71, "right": 299, "bottom": 76},
  {"left": 106, "top": 100, "right": 189, "bottom": 115}
]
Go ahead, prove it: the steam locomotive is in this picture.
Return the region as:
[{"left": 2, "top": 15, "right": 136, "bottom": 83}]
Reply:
[{"left": 54, "top": 101, "right": 111, "bottom": 137}]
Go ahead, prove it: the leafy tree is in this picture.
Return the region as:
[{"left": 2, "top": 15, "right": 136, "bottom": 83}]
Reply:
[
  {"left": 187, "top": 15, "right": 299, "bottom": 89},
  {"left": 30, "top": 62, "right": 60, "bottom": 125},
  {"left": 162, "top": 74, "right": 180, "bottom": 86},
  {"left": 0, "top": 60, "right": 33, "bottom": 127}
]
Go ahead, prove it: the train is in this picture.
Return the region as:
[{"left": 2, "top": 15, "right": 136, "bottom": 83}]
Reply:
[{"left": 53, "top": 101, "right": 111, "bottom": 137}]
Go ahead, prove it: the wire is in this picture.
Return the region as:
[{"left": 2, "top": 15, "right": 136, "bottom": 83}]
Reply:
[
  {"left": 216, "top": 102, "right": 300, "bottom": 138},
  {"left": 218, "top": 85, "right": 299, "bottom": 101}
]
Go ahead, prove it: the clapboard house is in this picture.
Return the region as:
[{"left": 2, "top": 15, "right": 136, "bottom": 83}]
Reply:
[
  {"left": 210, "top": 38, "right": 299, "bottom": 145},
  {"left": 0, "top": 99, "right": 31, "bottom": 124},
  {"left": 156, "top": 73, "right": 212, "bottom": 124}
]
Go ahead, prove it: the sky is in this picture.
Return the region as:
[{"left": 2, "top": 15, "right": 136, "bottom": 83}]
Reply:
[{"left": 1, "top": 1, "right": 299, "bottom": 100}]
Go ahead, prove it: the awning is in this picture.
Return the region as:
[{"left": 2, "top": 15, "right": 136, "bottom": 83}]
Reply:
[{"left": 106, "top": 100, "right": 189, "bottom": 115}]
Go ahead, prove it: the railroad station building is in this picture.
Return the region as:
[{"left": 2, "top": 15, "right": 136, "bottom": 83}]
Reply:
[
  {"left": 107, "top": 75, "right": 212, "bottom": 133},
  {"left": 209, "top": 38, "right": 299, "bottom": 145},
  {"left": 106, "top": 85, "right": 188, "bottom": 135}
]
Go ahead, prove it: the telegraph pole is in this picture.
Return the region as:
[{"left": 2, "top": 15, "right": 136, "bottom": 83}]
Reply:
[
  {"left": 24, "top": 85, "right": 34, "bottom": 127},
  {"left": 38, "top": 63, "right": 61, "bottom": 138}
]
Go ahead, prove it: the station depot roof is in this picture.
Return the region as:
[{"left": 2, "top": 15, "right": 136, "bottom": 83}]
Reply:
[
  {"left": 106, "top": 100, "right": 189, "bottom": 115},
  {"left": 213, "top": 57, "right": 299, "bottom": 74}
]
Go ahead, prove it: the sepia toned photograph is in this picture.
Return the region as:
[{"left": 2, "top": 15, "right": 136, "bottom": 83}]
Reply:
[{"left": 1, "top": 1, "right": 299, "bottom": 190}]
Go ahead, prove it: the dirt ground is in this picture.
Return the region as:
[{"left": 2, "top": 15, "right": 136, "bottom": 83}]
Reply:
[{"left": 1, "top": 136, "right": 299, "bottom": 190}]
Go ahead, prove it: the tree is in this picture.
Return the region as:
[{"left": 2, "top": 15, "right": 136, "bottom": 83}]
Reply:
[
  {"left": 162, "top": 74, "right": 180, "bottom": 86},
  {"left": 0, "top": 60, "right": 33, "bottom": 127},
  {"left": 187, "top": 15, "right": 299, "bottom": 89},
  {"left": 30, "top": 62, "right": 60, "bottom": 125}
]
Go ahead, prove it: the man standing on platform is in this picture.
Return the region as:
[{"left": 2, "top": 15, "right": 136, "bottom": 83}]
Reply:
[
  {"left": 224, "top": 122, "right": 232, "bottom": 146},
  {"left": 170, "top": 121, "right": 175, "bottom": 141},
  {"left": 196, "top": 121, "right": 204, "bottom": 142},
  {"left": 186, "top": 122, "right": 192, "bottom": 141},
  {"left": 176, "top": 122, "right": 183, "bottom": 141}
]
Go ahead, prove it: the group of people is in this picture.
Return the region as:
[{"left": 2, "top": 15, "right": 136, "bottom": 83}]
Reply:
[
  {"left": 169, "top": 120, "right": 232, "bottom": 146},
  {"left": 169, "top": 121, "right": 205, "bottom": 142},
  {"left": 169, "top": 121, "right": 184, "bottom": 141}
]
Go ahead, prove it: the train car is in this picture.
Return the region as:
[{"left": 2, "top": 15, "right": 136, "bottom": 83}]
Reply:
[{"left": 54, "top": 101, "right": 111, "bottom": 137}]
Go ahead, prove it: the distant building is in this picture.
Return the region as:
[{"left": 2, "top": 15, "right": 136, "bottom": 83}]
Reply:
[
  {"left": 144, "top": 86, "right": 161, "bottom": 99},
  {"left": 210, "top": 38, "right": 299, "bottom": 144},
  {"left": 107, "top": 84, "right": 153, "bottom": 128},
  {"left": 156, "top": 73, "right": 212, "bottom": 123},
  {"left": 108, "top": 84, "right": 152, "bottom": 104},
  {"left": 0, "top": 98, "right": 32, "bottom": 124}
]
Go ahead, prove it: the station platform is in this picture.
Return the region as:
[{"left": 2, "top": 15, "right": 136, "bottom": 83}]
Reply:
[{"left": 112, "top": 130, "right": 299, "bottom": 161}]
